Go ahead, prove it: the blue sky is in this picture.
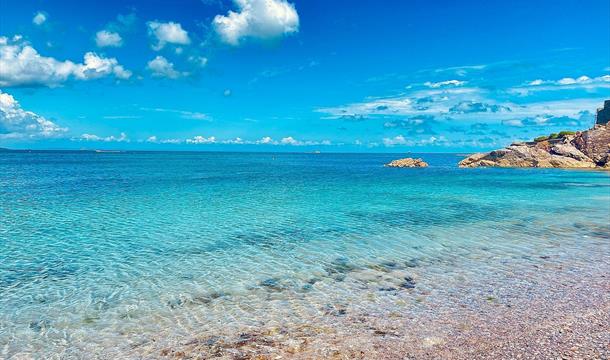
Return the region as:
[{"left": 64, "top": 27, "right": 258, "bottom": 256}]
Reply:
[{"left": 1, "top": 0, "right": 609, "bottom": 151}]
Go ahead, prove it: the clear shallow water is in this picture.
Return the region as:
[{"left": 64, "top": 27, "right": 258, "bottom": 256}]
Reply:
[{"left": 1, "top": 152, "right": 609, "bottom": 358}]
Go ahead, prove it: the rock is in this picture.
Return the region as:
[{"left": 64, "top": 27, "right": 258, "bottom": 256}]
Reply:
[
  {"left": 571, "top": 124, "right": 610, "bottom": 164},
  {"left": 459, "top": 123, "right": 609, "bottom": 170},
  {"left": 550, "top": 143, "right": 590, "bottom": 162},
  {"left": 385, "top": 157, "right": 429, "bottom": 168}
]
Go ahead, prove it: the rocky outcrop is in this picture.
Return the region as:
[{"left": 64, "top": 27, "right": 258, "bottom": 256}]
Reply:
[
  {"left": 385, "top": 158, "right": 429, "bottom": 168},
  {"left": 459, "top": 124, "right": 610, "bottom": 169}
]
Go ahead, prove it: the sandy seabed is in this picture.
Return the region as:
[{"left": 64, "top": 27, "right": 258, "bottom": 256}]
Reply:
[{"left": 147, "top": 247, "right": 610, "bottom": 359}]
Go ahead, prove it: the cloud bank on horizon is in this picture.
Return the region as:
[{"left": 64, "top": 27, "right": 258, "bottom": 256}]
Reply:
[{"left": 0, "top": 0, "right": 609, "bottom": 151}]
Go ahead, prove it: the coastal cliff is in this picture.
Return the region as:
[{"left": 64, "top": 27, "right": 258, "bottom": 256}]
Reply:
[{"left": 459, "top": 123, "right": 610, "bottom": 169}]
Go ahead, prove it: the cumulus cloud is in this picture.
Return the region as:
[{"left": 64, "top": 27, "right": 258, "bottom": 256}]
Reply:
[
  {"left": 213, "top": 0, "right": 299, "bottom": 45},
  {"left": 146, "top": 56, "right": 187, "bottom": 79},
  {"left": 186, "top": 135, "right": 216, "bottom": 144},
  {"left": 257, "top": 136, "right": 273, "bottom": 144},
  {"left": 0, "top": 90, "right": 67, "bottom": 139},
  {"left": 93, "top": 12, "right": 136, "bottom": 49},
  {"left": 0, "top": 37, "right": 131, "bottom": 87},
  {"left": 147, "top": 21, "right": 191, "bottom": 50},
  {"left": 79, "top": 132, "right": 128, "bottom": 142},
  {"left": 95, "top": 30, "right": 123, "bottom": 47},
  {"left": 32, "top": 12, "right": 47, "bottom": 26},
  {"left": 280, "top": 136, "right": 298, "bottom": 145}
]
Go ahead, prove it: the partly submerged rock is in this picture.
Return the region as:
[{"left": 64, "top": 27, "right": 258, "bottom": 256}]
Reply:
[
  {"left": 385, "top": 157, "right": 429, "bottom": 168},
  {"left": 459, "top": 123, "right": 610, "bottom": 169}
]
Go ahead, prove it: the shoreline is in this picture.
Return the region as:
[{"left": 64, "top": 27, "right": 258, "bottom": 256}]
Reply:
[
  {"left": 162, "top": 291, "right": 609, "bottom": 359},
  {"left": 156, "top": 265, "right": 609, "bottom": 359},
  {"left": 139, "top": 224, "right": 610, "bottom": 359}
]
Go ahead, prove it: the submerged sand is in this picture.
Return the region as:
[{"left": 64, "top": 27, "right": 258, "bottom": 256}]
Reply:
[{"left": 146, "top": 239, "right": 610, "bottom": 359}]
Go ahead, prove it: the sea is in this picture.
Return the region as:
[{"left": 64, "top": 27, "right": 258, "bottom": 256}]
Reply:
[{"left": 1, "top": 151, "right": 609, "bottom": 358}]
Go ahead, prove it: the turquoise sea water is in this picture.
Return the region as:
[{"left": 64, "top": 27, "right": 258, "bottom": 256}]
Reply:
[{"left": 1, "top": 151, "right": 609, "bottom": 357}]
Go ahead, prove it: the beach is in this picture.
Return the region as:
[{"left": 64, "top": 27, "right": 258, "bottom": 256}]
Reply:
[{"left": 1, "top": 152, "right": 609, "bottom": 359}]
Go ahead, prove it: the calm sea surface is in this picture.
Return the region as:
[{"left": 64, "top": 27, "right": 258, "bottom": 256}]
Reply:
[{"left": 1, "top": 151, "right": 609, "bottom": 357}]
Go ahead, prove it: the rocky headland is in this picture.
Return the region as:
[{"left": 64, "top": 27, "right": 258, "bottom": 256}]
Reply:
[
  {"left": 459, "top": 123, "right": 610, "bottom": 169},
  {"left": 385, "top": 157, "right": 429, "bottom": 168}
]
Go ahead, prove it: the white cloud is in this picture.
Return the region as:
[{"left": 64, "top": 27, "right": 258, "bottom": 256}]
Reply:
[
  {"left": 146, "top": 135, "right": 182, "bottom": 144},
  {"left": 140, "top": 106, "right": 208, "bottom": 120},
  {"left": 178, "top": 135, "right": 332, "bottom": 146},
  {"left": 213, "top": 0, "right": 299, "bottom": 46},
  {"left": 516, "top": 74, "right": 609, "bottom": 92},
  {"left": 424, "top": 80, "right": 466, "bottom": 88},
  {"left": 0, "top": 90, "right": 67, "bottom": 139},
  {"left": 0, "top": 37, "right": 131, "bottom": 87},
  {"left": 223, "top": 137, "right": 244, "bottom": 144},
  {"left": 77, "top": 52, "right": 132, "bottom": 80},
  {"left": 277, "top": 136, "right": 331, "bottom": 146},
  {"left": 559, "top": 76, "right": 593, "bottom": 85},
  {"left": 317, "top": 85, "right": 606, "bottom": 126},
  {"left": 146, "top": 56, "right": 186, "bottom": 79},
  {"left": 69, "top": 134, "right": 333, "bottom": 146},
  {"left": 382, "top": 135, "right": 409, "bottom": 146},
  {"left": 95, "top": 30, "right": 123, "bottom": 47},
  {"left": 79, "top": 132, "right": 128, "bottom": 142},
  {"left": 32, "top": 12, "right": 47, "bottom": 26},
  {"left": 382, "top": 135, "right": 444, "bottom": 147},
  {"left": 257, "top": 136, "right": 273, "bottom": 144},
  {"left": 112, "top": 65, "right": 132, "bottom": 79},
  {"left": 186, "top": 135, "right": 216, "bottom": 144},
  {"left": 280, "top": 136, "right": 298, "bottom": 145},
  {"left": 147, "top": 21, "right": 191, "bottom": 50}
]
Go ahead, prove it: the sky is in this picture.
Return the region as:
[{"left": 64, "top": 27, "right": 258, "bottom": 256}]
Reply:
[{"left": 1, "top": 0, "right": 609, "bottom": 152}]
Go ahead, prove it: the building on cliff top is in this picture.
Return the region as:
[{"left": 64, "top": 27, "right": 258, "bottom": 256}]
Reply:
[{"left": 596, "top": 100, "right": 610, "bottom": 125}]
